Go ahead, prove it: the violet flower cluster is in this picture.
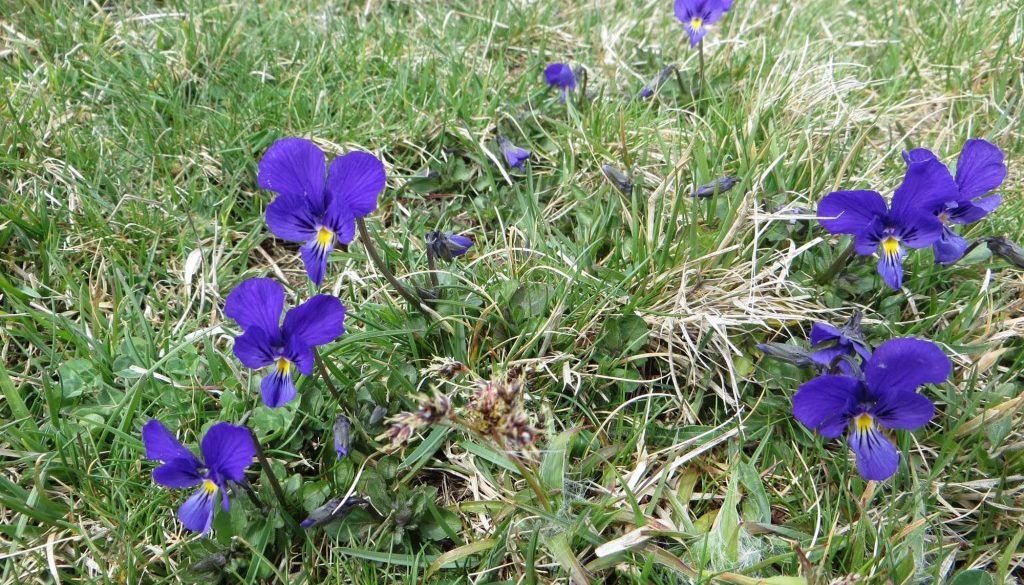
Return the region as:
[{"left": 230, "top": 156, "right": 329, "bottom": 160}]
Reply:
[{"left": 818, "top": 139, "right": 1005, "bottom": 289}]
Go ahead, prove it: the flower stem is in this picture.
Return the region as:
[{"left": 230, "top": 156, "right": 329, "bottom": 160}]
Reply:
[
  {"left": 698, "top": 40, "right": 705, "bottom": 97},
  {"left": 313, "top": 348, "right": 344, "bottom": 404},
  {"left": 247, "top": 428, "right": 301, "bottom": 533},
  {"left": 491, "top": 429, "right": 552, "bottom": 512},
  {"left": 578, "top": 67, "right": 588, "bottom": 106},
  {"left": 356, "top": 218, "right": 435, "bottom": 319},
  {"left": 426, "top": 247, "right": 440, "bottom": 291},
  {"left": 818, "top": 241, "right": 856, "bottom": 285}
]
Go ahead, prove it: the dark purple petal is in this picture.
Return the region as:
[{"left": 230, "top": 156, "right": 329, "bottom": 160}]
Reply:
[
  {"left": 224, "top": 278, "right": 284, "bottom": 336},
  {"left": 152, "top": 458, "right": 203, "bottom": 489},
  {"left": 261, "top": 368, "right": 298, "bottom": 408},
  {"left": 200, "top": 423, "right": 256, "bottom": 483},
  {"left": 792, "top": 375, "right": 860, "bottom": 438},
  {"left": 257, "top": 138, "right": 326, "bottom": 208},
  {"left": 299, "top": 238, "right": 333, "bottom": 287},
  {"left": 955, "top": 139, "right": 1006, "bottom": 199},
  {"left": 891, "top": 154, "right": 958, "bottom": 220},
  {"left": 326, "top": 151, "right": 386, "bottom": 219},
  {"left": 674, "top": 0, "right": 700, "bottom": 20},
  {"left": 178, "top": 485, "right": 217, "bottom": 534},
  {"left": 232, "top": 327, "right": 278, "bottom": 370},
  {"left": 809, "top": 322, "right": 842, "bottom": 347},
  {"left": 449, "top": 235, "right": 474, "bottom": 256},
  {"left": 946, "top": 195, "right": 1001, "bottom": 225},
  {"left": 323, "top": 197, "right": 357, "bottom": 245},
  {"left": 809, "top": 345, "right": 850, "bottom": 371},
  {"left": 282, "top": 294, "right": 346, "bottom": 347},
  {"left": 284, "top": 339, "right": 314, "bottom": 376},
  {"left": 702, "top": 7, "right": 725, "bottom": 26},
  {"left": 871, "top": 390, "right": 934, "bottom": 431},
  {"left": 817, "top": 190, "right": 887, "bottom": 236},
  {"left": 933, "top": 226, "right": 969, "bottom": 265},
  {"left": 864, "top": 338, "right": 951, "bottom": 398},
  {"left": 497, "top": 136, "right": 530, "bottom": 170},
  {"left": 544, "top": 63, "right": 577, "bottom": 90},
  {"left": 901, "top": 147, "right": 938, "bottom": 165},
  {"left": 847, "top": 425, "right": 899, "bottom": 481},
  {"left": 266, "top": 193, "right": 319, "bottom": 243},
  {"left": 895, "top": 209, "right": 944, "bottom": 248},
  {"left": 142, "top": 420, "right": 201, "bottom": 465},
  {"left": 876, "top": 239, "right": 905, "bottom": 290}
]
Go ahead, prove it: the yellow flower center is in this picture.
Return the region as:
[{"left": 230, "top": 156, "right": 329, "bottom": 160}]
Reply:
[
  {"left": 202, "top": 479, "right": 218, "bottom": 495},
  {"left": 276, "top": 357, "right": 291, "bottom": 374},
  {"left": 316, "top": 227, "right": 334, "bottom": 247},
  {"left": 881, "top": 236, "right": 900, "bottom": 256},
  {"left": 691, "top": 17, "right": 704, "bottom": 30},
  {"left": 938, "top": 212, "right": 950, "bottom": 223},
  {"left": 854, "top": 413, "right": 874, "bottom": 432}
]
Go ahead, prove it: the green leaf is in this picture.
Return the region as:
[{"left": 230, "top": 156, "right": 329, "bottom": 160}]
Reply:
[
  {"left": 509, "top": 282, "right": 555, "bottom": 321},
  {"left": 597, "top": 315, "right": 649, "bottom": 356},
  {"left": 737, "top": 461, "right": 771, "bottom": 524},
  {"left": 539, "top": 428, "right": 574, "bottom": 494},
  {"left": 948, "top": 570, "right": 994, "bottom": 585}
]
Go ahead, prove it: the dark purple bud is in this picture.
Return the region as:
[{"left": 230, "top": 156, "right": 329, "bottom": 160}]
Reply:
[
  {"left": 300, "top": 495, "right": 369, "bottom": 529},
  {"left": 544, "top": 63, "right": 577, "bottom": 90},
  {"left": 640, "top": 65, "right": 677, "bottom": 99},
  {"left": 692, "top": 176, "right": 740, "bottom": 198},
  {"left": 497, "top": 135, "right": 531, "bottom": 170},
  {"left": 333, "top": 415, "right": 351, "bottom": 459},
  {"left": 601, "top": 165, "right": 633, "bottom": 196},
  {"left": 980, "top": 236, "right": 1024, "bottom": 269},
  {"left": 756, "top": 343, "right": 816, "bottom": 368},
  {"left": 426, "top": 231, "right": 473, "bottom": 262}
]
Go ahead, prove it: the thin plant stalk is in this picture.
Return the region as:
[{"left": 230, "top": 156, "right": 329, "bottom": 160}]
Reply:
[
  {"left": 818, "top": 241, "right": 856, "bottom": 285},
  {"left": 356, "top": 218, "right": 434, "bottom": 318},
  {"left": 698, "top": 40, "right": 705, "bottom": 97},
  {"left": 247, "top": 428, "right": 301, "bottom": 533},
  {"left": 313, "top": 348, "right": 344, "bottom": 404},
  {"left": 578, "top": 67, "right": 588, "bottom": 106},
  {"left": 426, "top": 247, "right": 440, "bottom": 290}
]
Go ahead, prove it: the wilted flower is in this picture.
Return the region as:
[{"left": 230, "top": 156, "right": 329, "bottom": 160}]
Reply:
[
  {"left": 792, "top": 338, "right": 950, "bottom": 481},
  {"left": 426, "top": 231, "right": 473, "bottom": 261},
  {"left": 808, "top": 312, "right": 871, "bottom": 373},
  {"left": 333, "top": 415, "right": 351, "bottom": 459},
  {"left": 142, "top": 420, "right": 256, "bottom": 534},
  {"left": 674, "top": 0, "right": 733, "bottom": 47},
  {"left": 902, "top": 140, "right": 1005, "bottom": 264},
  {"left": 300, "top": 495, "right": 369, "bottom": 529},
  {"left": 601, "top": 164, "right": 633, "bottom": 195},
  {"left": 258, "top": 138, "right": 386, "bottom": 286},
  {"left": 497, "top": 135, "right": 531, "bottom": 169},
  {"left": 692, "top": 176, "right": 739, "bottom": 198},
  {"left": 378, "top": 392, "right": 453, "bottom": 450},
  {"left": 226, "top": 278, "right": 346, "bottom": 407},
  {"left": 979, "top": 236, "right": 1024, "bottom": 269},
  {"left": 818, "top": 153, "right": 955, "bottom": 289},
  {"left": 423, "top": 357, "right": 469, "bottom": 380},
  {"left": 544, "top": 63, "right": 577, "bottom": 102},
  {"left": 640, "top": 65, "right": 677, "bottom": 99}
]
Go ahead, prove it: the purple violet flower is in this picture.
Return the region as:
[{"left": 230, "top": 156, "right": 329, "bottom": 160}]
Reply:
[
  {"left": 225, "top": 278, "right": 346, "bottom": 407},
  {"left": 817, "top": 153, "right": 957, "bottom": 289},
  {"left": 674, "top": 0, "right": 733, "bottom": 47},
  {"left": 142, "top": 420, "right": 256, "bottom": 534},
  {"left": 792, "top": 338, "right": 950, "bottom": 481},
  {"left": 544, "top": 63, "right": 577, "bottom": 102},
  {"left": 497, "top": 135, "right": 531, "bottom": 169},
  {"left": 258, "top": 138, "right": 386, "bottom": 286},
  {"left": 902, "top": 140, "right": 1005, "bottom": 265},
  {"left": 426, "top": 231, "right": 473, "bottom": 261}
]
